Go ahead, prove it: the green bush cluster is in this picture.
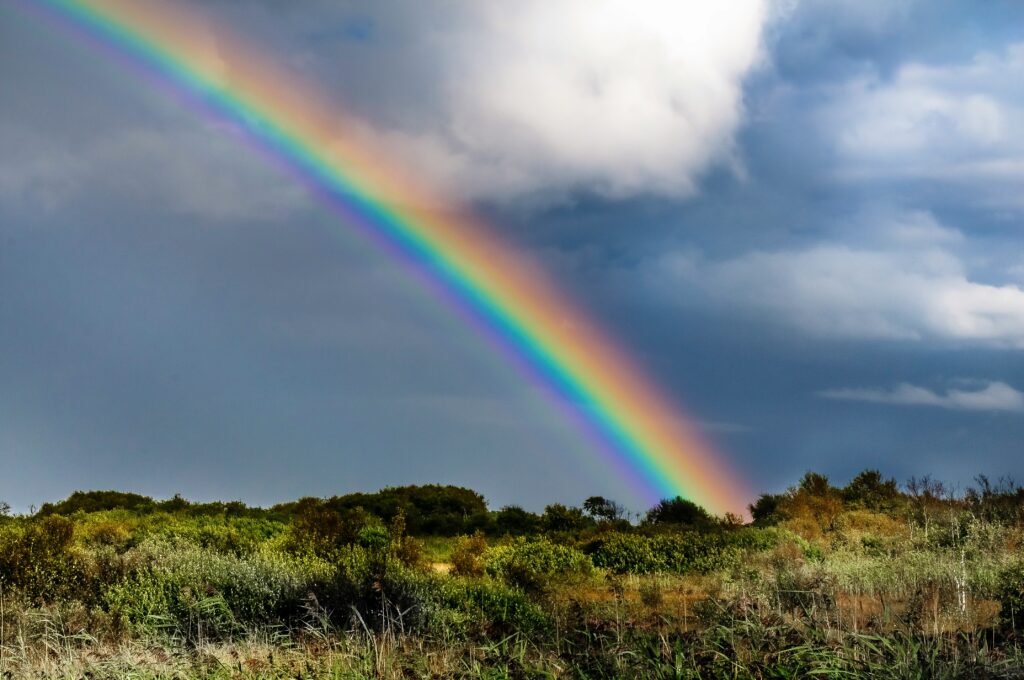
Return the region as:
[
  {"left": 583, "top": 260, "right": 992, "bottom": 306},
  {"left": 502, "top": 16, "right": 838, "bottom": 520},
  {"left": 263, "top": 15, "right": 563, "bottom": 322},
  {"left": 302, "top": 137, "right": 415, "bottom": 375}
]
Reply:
[
  {"left": 0, "top": 516, "right": 91, "bottom": 603},
  {"left": 436, "top": 577, "right": 548, "bottom": 636},
  {"left": 586, "top": 529, "right": 778, "bottom": 575},
  {"left": 997, "top": 561, "right": 1024, "bottom": 629},
  {"left": 485, "top": 537, "right": 592, "bottom": 592},
  {"left": 104, "top": 541, "right": 327, "bottom": 639}
]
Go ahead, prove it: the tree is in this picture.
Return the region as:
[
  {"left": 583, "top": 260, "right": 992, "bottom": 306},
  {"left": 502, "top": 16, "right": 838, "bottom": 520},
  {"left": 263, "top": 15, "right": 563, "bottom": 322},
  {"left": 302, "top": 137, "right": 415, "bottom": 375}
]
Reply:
[
  {"left": 37, "top": 490, "right": 156, "bottom": 516},
  {"left": 644, "top": 497, "right": 712, "bottom": 527},
  {"left": 493, "top": 506, "right": 541, "bottom": 536},
  {"left": 784, "top": 472, "right": 843, "bottom": 537},
  {"left": 906, "top": 475, "right": 948, "bottom": 538},
  {"left": 324, "top": 485, "right": 489, "bottom": 536},
  {"left": 842, "top": 469, "right": 900, "bottom": 512},
  {"left": 798, "top": 472, "right": 834, "bottom": 497},
  {"left": 541, "top": 503, "right": 590, "bottom": 533},
  {"left": 749, "top": 493, "right": 784, "bottom": 525},
  {"left": 583, "top": 496, "right": 625, "bottom": 522}
]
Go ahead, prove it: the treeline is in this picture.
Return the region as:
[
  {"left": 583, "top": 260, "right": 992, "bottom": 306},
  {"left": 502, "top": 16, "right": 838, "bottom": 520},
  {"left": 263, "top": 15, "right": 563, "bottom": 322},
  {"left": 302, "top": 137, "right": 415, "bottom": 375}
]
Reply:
[
  {"left": 27, "top": 484, "right": 732, "bottom": 538},
  {"left": 749, "top": 470, "right": 1024, "bottom": 536},
  {"left": 27, "top": 469, "right": 1024, "bottom": 538}
]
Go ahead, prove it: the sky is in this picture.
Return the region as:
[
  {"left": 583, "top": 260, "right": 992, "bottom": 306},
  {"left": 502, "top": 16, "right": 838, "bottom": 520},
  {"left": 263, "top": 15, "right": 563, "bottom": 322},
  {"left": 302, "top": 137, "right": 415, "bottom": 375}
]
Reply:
[{"left": 2, "top": 0, "right": 1023, "bottom": 513}]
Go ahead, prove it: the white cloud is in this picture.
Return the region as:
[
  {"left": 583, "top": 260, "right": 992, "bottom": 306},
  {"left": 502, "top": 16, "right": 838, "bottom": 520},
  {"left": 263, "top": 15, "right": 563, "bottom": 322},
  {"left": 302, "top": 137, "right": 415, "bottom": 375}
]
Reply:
[
  {"left": 826, "top": 43, "right": 1024, "bottom": 206},
  {"left": 342, "top": 1, "right": 769, "bottom": 201},
  {"left": 4, "top": 1, "right": 770, "bottom": 211},
  {"left": 820, "top": 381, "right": 1024, "bottom": 413},
  {"left": 657, "top": 211, "right": 1024, "bottom": 346}
]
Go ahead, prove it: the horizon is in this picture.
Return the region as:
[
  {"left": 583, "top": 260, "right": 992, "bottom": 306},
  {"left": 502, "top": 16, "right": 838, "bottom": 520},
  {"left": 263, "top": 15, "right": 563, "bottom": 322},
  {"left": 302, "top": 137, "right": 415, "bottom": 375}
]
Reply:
[{"left": 4, "top": 466, "right": 1012, "bottom": 518}]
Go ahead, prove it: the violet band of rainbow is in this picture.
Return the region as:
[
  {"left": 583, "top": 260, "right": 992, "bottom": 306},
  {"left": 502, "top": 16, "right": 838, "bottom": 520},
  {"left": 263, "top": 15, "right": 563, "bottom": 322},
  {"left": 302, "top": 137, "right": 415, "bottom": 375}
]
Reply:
[{"left": 21, "top": 0, "right": 751, "bottom": 514}]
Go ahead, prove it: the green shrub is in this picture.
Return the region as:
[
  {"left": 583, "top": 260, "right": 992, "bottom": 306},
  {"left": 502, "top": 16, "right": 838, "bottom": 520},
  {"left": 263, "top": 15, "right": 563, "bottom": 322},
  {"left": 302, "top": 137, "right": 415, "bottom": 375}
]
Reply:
[
  {"left": 104, "top": 540, "right": 328, "bottom": 639},
  {"left": 38, "top": 490, "right": 157, "bottom": 516},
  {"left": 437, "top": 577, "right": 548, "bottom": 637},
  {"left": 587, "top": 531, "right": 755, "bottom": 575},
  {"left": 285, "top": 500, "right": 370, "bottom": 558},
  {"left": 492, "top": 506, "right": 541, "bottom": 536},
  {"left": 997, "top": 561, "right": 1024, "bottom": 629},
  {"left": 586, "top": 533, "right": 665, "bottom": 573},
  {"left": 0, "top": 516, "right": 91, "bottom": 603},
  {"left": 485, "top": 537, "right": 592, "bottom": 592},
  {"left": 644, "top": 497, "right": 714, "bottom": 527},
  {"left": 451, "top": 533, "right": 488, "bottom": 577}
]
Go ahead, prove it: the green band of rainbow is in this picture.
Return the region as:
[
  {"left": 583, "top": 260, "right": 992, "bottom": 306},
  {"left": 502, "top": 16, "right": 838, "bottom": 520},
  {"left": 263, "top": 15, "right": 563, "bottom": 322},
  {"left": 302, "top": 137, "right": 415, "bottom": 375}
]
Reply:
[{"left": 22, "top": 0, "right": 750, "bottom": 514}]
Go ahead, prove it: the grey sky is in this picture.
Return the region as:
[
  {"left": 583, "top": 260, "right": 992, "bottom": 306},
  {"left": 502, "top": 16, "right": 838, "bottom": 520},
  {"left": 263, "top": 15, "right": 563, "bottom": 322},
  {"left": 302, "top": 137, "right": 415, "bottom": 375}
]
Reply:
[{"left": 2, "top": 0, "right": 1023, "bottom": 512}]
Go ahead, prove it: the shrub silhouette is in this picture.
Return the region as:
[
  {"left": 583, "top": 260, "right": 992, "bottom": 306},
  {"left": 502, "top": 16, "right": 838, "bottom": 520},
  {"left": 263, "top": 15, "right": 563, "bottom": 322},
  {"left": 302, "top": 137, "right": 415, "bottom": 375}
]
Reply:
[
  {"left": 38, "top": 490, "right": 156, "bottom": 516},
  {"left": 493, "top": 505, "right": 540, "bottom": 536},
  {"left": 286, "top": 498, "right": 373, "bottom": 557},
  {"left": 644, "top": 496, "right": 713, "bottom": 527},
  {"left": 540, "top": 503, "right": 590, "bottom": 533}
]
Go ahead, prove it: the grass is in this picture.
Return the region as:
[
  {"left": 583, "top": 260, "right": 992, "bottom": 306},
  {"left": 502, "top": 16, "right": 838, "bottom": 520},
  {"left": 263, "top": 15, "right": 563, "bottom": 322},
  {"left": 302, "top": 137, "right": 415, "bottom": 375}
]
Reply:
[
  {"left": 420, "top": 536, "right": 458, "bottom": 564},
  {"left": 4, "top": 477, "right": 1024, "bottom": 678}
]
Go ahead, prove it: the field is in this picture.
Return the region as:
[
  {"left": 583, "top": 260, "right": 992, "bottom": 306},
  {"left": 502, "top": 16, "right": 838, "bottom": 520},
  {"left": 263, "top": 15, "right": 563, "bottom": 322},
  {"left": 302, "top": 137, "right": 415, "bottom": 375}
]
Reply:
[{"left": 3, "top": 473, "right": 1024, "bottom": 678}]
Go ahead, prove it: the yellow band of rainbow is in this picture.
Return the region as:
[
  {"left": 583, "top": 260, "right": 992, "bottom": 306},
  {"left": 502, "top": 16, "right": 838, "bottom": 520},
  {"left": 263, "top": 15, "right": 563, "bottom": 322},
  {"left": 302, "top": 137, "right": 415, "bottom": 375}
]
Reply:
[{"left": 22, "top": 0, "right": 751, "bottom": 514}]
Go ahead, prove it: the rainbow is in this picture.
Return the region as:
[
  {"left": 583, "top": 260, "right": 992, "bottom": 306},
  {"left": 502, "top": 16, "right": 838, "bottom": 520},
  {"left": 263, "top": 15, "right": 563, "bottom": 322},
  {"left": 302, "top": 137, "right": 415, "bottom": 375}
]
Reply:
[{"left": 18, "top": 0, "right": 750, "bottom": 514}]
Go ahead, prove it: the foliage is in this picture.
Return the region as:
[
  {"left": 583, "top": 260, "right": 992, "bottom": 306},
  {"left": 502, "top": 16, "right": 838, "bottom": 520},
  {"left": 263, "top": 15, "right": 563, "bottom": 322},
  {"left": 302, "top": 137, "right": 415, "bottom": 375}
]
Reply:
[
  {"left": 539, "top": 503, "right": 591, "bottom": 534},
  {"left": 583, "top": 495, "right": 624, "bottom": 522},
  {"left": 38, "top": 491, "right": 157, "bottom": 516},
  {"left": 284, "top": 498, "right": 375, "bottom": 557},
  {"left": 997, "top": 561, "right": 1024, "bottom": 629},
  {"left": 9, "top": 472, "right": 1024, "bottom": 678},
  {"left": 103, "top": 541, "right": 325, "bottom": 640},
  {"left": 277, "top": 485, "right": 491, "bottom": 536},
  {"left": 644, "top": 496, "right": 714, "bottom": 527},
  {"left": 485, "top": 537, "right": 592, "bottom": 592},
  {"left": 585, "top": 530, "right": 774, "bottom": 575},
  {"left": 491, "top": 505, "right": 540, "bottom": 536},
  {"left": 749, "top": 493, "right": 785, "bottom": 525},
  {"left": 842, "top": 468, "right": 902, "bottom": 512},
  {"left": 450, "top": 532, "right": 488, "bottom": 577},
  {"left": 0, "top": 516, "right": 90, "bottom": 604}
]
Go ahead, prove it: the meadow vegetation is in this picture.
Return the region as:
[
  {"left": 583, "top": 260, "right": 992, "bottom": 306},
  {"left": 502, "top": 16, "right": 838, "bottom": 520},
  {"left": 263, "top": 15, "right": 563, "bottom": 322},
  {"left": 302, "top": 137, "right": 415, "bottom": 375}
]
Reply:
[{"left": 3, "top": 475, "right": 1024, "bottom": 677}]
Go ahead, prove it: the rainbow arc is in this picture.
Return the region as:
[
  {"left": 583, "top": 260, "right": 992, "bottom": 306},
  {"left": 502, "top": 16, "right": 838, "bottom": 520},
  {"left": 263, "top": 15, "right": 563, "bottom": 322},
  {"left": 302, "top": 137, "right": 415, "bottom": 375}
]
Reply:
[{"left": 22, "top": 0, "right": 750, "bottom": 514}]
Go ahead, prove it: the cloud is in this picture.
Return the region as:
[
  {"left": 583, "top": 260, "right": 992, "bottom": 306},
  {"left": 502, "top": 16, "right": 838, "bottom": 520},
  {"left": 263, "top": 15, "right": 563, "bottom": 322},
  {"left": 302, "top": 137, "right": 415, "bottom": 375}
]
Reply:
[
  {"left": 656, "top": 211, "right": 1024, "bottom": 346},
  {"left": 291, "top": 1, "right": 769, "bottom": 202},
  {"left": 819, "top": 381, "right": 1024, "bottom": 413},
  {"left": 825, "top": 43, "right": 1024, "bottom": 207},
  {"left": 0, "top": 121, "right": 308, "bottom": 222},
  {"left": 4, "top": 0, "right": 770, "bottom": 211}
]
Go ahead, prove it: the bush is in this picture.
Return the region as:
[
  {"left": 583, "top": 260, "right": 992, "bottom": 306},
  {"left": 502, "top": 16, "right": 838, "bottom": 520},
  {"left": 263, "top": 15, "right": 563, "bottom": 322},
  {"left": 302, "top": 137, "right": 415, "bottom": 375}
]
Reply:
[
  {"left": 644, "top": 497, "right": 714, "bottom": 527},
  {"left": 0, "top": 516, "right": 91, "bottom": 603},
  {"left": 586, "top": 533, "right": 665, "bottom": 573},
  {"left": 451, "top": 533, "right": 488, "bottom": 577},
  {"left": 285, "top": 499, "right": 374, "bottom": 558},
  {"left": 586, "top": 531, "right": 760, "bottom": 575},
  {"left": 104, "top": 540, "right": 328, "bottom": 639},
  {"left": 540, "top": 504, "right": 590, "bottom": 534},
  {"left": 38, "top": 491, "right": 156, "bottom": 516},
  {"left": 997, "top": 562, "right": 1024, "bottom": 629},
  {"left": 303, "top": 485, "right": 491, "bottom": 536},
  {"left": 437, "top": 577, "right": 548, "bottom": 637},
  {"left": 492, "top": 506, "right": 541, "bottom": 536},
  {"left": 485, "top": 537, "right": 592, "bottom": 592}
]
